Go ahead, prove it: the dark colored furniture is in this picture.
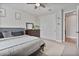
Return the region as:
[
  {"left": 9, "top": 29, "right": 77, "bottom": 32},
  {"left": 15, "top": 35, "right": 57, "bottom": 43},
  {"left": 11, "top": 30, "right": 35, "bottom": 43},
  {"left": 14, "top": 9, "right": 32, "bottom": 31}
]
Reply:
[
  {"left": 0, "top": 32, "right": 4, "bottom": 38},
  {"left": 25, "top": 29, "right": 40, "bottom": 37},
  {"left": 11, "top": 31, "right": 24, "bottom": 36}
]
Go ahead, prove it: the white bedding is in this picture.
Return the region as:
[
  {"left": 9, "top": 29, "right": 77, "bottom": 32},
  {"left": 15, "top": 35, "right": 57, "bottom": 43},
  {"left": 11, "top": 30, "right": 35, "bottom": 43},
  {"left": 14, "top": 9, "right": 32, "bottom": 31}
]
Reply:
[{"left": 0, "top": 35, "right": 44, "bottom": 56}]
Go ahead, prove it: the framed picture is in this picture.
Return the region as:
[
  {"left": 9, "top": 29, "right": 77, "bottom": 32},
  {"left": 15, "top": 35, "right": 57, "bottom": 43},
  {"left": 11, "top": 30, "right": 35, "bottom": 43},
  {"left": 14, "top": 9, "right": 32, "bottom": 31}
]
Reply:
[
  {"left": 0, "top": 8, "right": 6, "bottom": 17},
  {"left": 15, "top": 12, "right": 21, "bottom": 20}
]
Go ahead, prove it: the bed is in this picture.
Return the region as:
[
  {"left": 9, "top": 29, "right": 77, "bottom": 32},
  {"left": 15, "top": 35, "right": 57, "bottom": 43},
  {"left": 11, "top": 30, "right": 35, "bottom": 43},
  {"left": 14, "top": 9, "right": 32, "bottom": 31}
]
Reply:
[{"left": 0, "top": 28, "right": 45, "bottom": 56}]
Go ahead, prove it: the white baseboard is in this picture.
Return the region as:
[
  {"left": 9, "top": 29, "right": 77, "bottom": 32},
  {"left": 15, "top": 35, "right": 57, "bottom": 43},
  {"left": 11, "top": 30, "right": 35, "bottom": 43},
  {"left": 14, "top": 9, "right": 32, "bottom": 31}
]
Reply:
[{"left": 40, "top": 37, "right": 62, "bottom": 43}]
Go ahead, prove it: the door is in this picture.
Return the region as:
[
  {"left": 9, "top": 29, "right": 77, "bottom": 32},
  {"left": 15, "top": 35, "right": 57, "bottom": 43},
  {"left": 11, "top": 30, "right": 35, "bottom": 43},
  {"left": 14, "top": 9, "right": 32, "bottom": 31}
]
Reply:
[
  {"left": 40, "top": 13, "right": 57, "bottom": 41},
  {"left": 63, "top": 9, "right": 78, "bottom": 48},
  {"left": 77, "top": 7, "right": 79, "bottom": 48},
  {"left": 65, "top": 11, "right": 77, "bottom": 44}
]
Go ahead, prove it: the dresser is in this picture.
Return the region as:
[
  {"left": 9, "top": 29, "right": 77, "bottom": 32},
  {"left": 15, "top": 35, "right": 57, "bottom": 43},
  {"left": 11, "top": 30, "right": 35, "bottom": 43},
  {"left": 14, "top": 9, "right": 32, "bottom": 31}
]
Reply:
[{"left": 25, "top": 29, "right": 40, "bottom": 37}]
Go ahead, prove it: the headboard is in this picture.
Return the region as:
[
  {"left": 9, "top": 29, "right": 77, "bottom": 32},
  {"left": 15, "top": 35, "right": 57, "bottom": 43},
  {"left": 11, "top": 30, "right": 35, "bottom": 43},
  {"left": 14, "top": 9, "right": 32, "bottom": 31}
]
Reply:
[
  {"left": 0, "top": 28, "right": 25, "bottom": 37},
  {"left": 0, "top": 28, "right": 25, "bottom": 32}
]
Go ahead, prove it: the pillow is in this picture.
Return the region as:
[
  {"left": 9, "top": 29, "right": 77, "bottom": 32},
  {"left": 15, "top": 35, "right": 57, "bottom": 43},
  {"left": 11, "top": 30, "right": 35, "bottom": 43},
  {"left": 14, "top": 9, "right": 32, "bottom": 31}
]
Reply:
[
  {"left": 2, "top": 31, "right": 12, "bottom": 38},
  {"left": 0, "top": 32, "right": 4, "bottom": 38},
  {"left": 11, "top": 31, "right": 24, "bottom": 36}
]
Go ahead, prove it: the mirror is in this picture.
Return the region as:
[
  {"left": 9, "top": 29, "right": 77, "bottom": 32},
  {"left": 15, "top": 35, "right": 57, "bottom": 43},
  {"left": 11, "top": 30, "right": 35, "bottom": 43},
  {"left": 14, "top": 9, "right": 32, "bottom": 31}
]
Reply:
[{"left": 26, "top": 23, "right": 34, "bottom": 29}]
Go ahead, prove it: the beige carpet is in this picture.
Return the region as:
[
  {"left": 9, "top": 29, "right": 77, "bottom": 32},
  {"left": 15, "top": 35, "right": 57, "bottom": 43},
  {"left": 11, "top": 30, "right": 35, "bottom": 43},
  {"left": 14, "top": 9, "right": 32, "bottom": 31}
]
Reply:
[
  {"left": 30, "top": 39, "right": 77, "bottom": 56},
  {"left": 41, "top": 39, "right": 65, "bottom": 56}
]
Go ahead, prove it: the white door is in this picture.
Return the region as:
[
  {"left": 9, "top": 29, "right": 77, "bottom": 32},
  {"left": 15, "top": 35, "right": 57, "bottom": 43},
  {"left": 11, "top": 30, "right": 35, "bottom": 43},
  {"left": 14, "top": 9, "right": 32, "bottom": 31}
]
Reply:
[{"left": 40, "top": 14, "right": 57, "bottom": 41}]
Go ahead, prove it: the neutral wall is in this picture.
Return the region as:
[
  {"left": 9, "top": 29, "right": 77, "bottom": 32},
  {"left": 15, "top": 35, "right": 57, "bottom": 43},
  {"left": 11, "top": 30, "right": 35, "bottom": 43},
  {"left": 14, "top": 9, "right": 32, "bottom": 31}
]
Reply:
[
  {"left": 39, "top": 10, "right": 63, "bottom": 42},
  {"left": 0, "top": 4, "right": 39, "bottom": 28}
]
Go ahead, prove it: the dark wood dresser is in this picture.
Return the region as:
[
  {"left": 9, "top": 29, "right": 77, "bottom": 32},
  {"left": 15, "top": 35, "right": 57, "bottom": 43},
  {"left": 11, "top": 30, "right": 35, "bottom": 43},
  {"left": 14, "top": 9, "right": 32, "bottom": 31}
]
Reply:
[{"left": 25, "top": 29, "right": 40, "bottom": 37}]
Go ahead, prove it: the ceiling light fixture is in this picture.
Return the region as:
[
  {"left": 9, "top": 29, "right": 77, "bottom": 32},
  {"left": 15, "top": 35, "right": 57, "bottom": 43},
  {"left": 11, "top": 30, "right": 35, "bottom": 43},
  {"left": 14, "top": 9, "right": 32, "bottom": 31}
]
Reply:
[{"left": 35, "top": 3, "right": 40, "bottom": 7}]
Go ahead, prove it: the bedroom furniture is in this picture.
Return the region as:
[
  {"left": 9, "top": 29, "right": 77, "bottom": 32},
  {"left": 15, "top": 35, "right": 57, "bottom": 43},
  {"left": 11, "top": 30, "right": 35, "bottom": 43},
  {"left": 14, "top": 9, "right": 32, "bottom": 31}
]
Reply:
[
  {"left": 0, "top": 28, "right": 25, "bottom": 32},
  {"left": 0, "top": 28, "right": 44, "bottom": 56},
  {"left": 0, "top": 32, "right": 4, "bottom": 38},
  {"left": 25, "top": 29, "right": 40, "bottom": 37},
  {"left": 26, "top": 23, "right": 34, "bottom": 29},
  {"left": 0, "top": 35, "right": 44, "bottom": 56},
  {"left": 0, "top": 28, "right": 25, "bottom": 38},
  {"left": 11, "top": 31, "right": 24, "bottom": 36}
]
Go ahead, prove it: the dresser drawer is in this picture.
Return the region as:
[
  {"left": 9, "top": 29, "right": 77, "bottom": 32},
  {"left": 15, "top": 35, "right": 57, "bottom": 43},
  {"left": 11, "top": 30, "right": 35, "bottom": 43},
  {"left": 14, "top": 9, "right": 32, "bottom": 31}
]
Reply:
[{"left": 25, "top": 29, "right": 40, "bottom": 37}]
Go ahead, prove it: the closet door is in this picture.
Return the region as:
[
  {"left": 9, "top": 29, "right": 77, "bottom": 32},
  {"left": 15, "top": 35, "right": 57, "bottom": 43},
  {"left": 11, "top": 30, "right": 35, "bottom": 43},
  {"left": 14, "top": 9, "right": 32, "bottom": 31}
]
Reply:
[
  {"left": 46, "top": 14, "right": 57, "bottom": 40},
  {"left": 40, "top": 13, "right": 57, "bottom": 41}
]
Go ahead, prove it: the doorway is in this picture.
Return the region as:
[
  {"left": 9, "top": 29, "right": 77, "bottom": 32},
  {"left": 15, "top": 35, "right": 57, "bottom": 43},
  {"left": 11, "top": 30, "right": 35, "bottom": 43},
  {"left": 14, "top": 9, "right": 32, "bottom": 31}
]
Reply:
[{"left": 63, "top": 10, "right": 77, "bottom": 47}]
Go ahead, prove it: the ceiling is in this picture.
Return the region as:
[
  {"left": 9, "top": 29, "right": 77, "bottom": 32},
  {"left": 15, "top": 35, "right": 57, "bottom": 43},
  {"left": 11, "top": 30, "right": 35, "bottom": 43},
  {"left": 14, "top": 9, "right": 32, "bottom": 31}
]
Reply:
[{"left": 1, "top": 3, "right": 79, "bottom": 16}]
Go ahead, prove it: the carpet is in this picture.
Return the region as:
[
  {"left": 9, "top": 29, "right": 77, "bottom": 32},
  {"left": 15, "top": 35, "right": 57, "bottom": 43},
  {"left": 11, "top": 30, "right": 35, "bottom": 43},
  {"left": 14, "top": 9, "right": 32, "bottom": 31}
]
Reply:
[{"left": 41, "top": 39, "right": 65, "bottom": 56}]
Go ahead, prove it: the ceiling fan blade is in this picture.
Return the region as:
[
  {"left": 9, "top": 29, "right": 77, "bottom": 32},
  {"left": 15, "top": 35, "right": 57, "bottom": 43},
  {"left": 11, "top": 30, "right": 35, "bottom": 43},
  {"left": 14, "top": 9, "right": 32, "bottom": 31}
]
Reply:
[
  {"left": 40, "top": 3, "right": 45, "bottom": 8},
  {"left": 27, "top": 3, "right": 36, "bottom": 4},
  {"left": 35, "top": 6, "right": 38, "bottom": 9}
]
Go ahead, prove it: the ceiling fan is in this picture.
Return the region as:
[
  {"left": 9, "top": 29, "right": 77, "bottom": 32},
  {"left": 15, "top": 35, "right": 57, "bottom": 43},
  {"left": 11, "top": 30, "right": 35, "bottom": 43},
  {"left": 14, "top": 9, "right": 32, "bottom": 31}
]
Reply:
[{"left": 27, "top": 3, "right": 46, "bottom": 9}]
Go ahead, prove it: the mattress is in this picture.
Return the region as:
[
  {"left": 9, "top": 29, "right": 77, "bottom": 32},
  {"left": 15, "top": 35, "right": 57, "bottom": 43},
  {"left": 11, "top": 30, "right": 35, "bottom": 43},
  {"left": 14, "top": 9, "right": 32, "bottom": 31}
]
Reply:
[{"left": 0, "top": 35, "right": 44, "bottom": 51}]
